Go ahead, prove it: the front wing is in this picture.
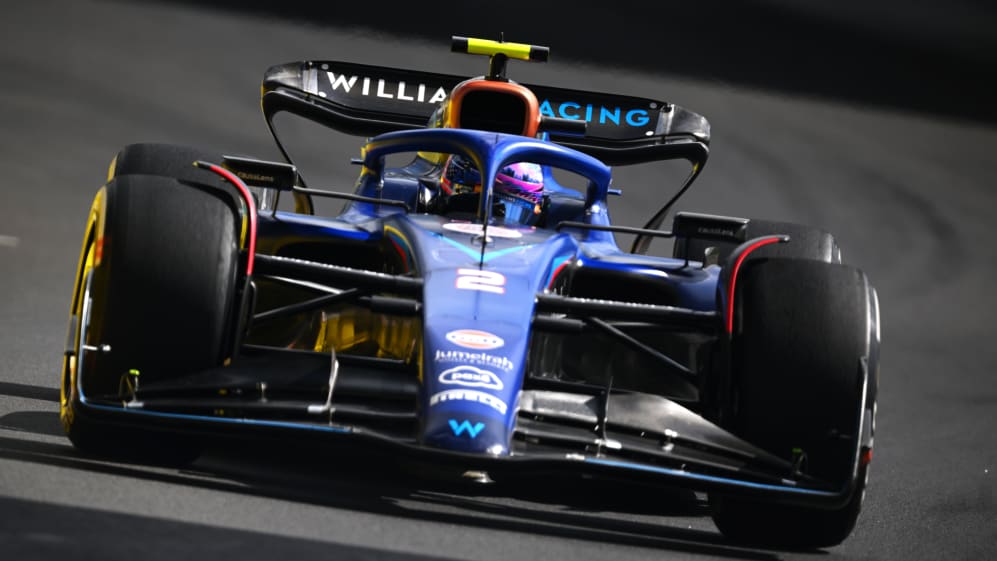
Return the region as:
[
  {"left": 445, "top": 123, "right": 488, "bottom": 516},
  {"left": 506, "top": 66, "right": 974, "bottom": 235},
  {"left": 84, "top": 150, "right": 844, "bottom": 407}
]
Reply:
[{"left": 71, "top": 255, "right": 866, "bottom": 511}]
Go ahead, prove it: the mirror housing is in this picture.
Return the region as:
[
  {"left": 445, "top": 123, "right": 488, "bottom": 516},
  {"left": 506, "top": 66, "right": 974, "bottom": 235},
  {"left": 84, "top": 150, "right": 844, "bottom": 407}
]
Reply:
[{"left": 222, "top": 155, "right": 298, "bottom": 191}]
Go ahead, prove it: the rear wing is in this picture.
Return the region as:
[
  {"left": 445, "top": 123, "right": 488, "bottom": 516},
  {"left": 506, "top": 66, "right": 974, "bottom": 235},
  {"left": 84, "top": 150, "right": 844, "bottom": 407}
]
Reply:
[{"left": 261, "top": 61, "right": 709, "bottom": 167}]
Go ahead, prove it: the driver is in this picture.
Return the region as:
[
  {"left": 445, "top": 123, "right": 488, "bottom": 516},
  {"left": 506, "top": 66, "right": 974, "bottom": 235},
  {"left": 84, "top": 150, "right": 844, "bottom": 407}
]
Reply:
[{"left": 437, "top": 154, "right": 544, "bottom": 226}]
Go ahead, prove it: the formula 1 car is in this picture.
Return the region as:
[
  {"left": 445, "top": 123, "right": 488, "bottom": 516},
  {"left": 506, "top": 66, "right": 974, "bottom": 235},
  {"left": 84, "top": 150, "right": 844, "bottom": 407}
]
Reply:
[{"left": 61, "top": 36, "right": 879, "bottom": 548}]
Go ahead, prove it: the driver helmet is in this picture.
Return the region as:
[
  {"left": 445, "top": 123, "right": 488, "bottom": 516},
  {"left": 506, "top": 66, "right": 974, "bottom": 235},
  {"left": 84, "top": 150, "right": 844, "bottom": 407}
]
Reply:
[{"left": 440, "top": 155, "right": 544, "bottom": 225}]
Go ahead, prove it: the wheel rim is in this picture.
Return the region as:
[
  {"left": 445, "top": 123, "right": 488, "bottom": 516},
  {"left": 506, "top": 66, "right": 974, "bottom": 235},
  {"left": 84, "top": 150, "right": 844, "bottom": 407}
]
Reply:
[{"left": 61, "top": 243, "right": 95, "bottom": 432}]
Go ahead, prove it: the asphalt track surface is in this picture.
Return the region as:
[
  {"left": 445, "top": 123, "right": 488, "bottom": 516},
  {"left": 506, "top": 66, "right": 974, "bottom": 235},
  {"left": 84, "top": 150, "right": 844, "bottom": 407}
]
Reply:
[{"left": 1, "top": 1, "right": 995, "bottom": 559}]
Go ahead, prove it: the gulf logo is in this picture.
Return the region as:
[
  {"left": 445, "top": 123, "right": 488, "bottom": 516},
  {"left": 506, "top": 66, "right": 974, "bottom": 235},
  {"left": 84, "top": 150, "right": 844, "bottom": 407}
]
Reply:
[{"left": 445, "top": 329, "right": 504, "bottom": 350}]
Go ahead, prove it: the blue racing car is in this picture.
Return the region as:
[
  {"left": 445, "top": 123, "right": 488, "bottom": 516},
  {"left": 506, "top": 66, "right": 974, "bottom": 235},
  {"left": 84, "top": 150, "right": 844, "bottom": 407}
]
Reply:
[{"left": 61, "top": 36, "right": 880, "bottom": 548}]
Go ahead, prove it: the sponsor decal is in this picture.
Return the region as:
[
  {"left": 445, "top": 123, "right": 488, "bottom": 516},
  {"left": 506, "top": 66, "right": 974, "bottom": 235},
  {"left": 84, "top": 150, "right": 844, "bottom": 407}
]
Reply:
[
  {"left": 434, "top": 349, "right": 514, "bottom": 372},
  {"left": 430, "top": 389, "right": 508, "bottom": 415},
  {"left": 446, "top": 329, "right": 504, "bottom": 350},
  {"left": 234, "top": 171, "right": 276, "bottom": 184},
  {"left": 455, "top": 268, "right": 505, "bottom": 294},
  {"left": 538, "top": 100, "right": 651, "bottom": 128},
  {"left": 311, "top": 64, "right": 658, "bottom": 137},
  {"left": 321, "top": 71, "right": 448, "bottom": 104},
  {"left": 443, "top": 222, "right": 523, "bottom": 239},
  {"left": 449, "top": 419, "right": 485, "bottom": 438},
  {"left": 696, "top": 226, "right": 738, "bottom": 238},
  {"left": 438, "top": 365, "right": 504, "bottom": 390}
]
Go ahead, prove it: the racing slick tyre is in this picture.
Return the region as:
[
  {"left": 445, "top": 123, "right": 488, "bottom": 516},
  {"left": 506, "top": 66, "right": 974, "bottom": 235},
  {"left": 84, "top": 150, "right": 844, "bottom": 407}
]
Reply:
[
  {"left": 673, "top": 219, "right": 841, "bottom": 264},
  {"left": 109, "top": 142, "right": 224, "bottom": 184},
  {"left": 709, "top": 257, "right": 879, "bottom": 549},
  {"left": 109, "top": 142, "right": 314, "bottom": 214},
  {"left": 61, "top": 169, "right": 242, "bottom": 465}
]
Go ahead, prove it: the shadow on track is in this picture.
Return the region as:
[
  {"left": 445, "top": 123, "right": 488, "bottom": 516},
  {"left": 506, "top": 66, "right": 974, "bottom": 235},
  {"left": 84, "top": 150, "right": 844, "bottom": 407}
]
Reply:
[
  {"left": 0, "top": 381, "right": 60, "bottom": 403},
  {"left": 0, "top": 419, "right": 788, "bottom": 559},
  {"left": 0, "top": 493, "right": 459, "bottom": 561}
]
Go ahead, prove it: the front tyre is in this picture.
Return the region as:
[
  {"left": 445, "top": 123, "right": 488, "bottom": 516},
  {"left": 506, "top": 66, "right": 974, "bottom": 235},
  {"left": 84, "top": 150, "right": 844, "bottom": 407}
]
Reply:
[
  {"left": 710, "top": 257, "right": 879, "bottom": 549},
  {"left": 61, "top": 173, "right": 242, "bottom": 464}
]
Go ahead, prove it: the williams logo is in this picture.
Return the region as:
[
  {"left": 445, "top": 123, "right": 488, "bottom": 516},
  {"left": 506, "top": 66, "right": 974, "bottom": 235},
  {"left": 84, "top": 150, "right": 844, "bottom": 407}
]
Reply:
[
  {"left": 321, "top": 71, "right": 448, "bottom": 104},
  {"left": 438, "top": 365, "right": 504, "bottom": 390},
  {"left": 449, "top": 419, "right": 485, "bottom": 438},
  {"left": 445, "top": 329, "right": 504, "bottom": 350},
  {"left": 538, "top": 100, "right": 651, "bottom": 128}
]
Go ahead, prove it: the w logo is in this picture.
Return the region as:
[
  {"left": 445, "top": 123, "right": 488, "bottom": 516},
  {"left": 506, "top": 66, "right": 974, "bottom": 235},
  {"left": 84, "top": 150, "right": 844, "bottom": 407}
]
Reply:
[{"left": 448, "top": 419, "right": 485, "bottom": 438}]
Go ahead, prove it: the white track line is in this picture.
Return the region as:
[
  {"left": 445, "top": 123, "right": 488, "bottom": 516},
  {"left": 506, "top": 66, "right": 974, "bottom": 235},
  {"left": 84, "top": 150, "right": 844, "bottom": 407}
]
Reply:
[{"left": 0, "top": 235, "right": 20, "bottom": 248}]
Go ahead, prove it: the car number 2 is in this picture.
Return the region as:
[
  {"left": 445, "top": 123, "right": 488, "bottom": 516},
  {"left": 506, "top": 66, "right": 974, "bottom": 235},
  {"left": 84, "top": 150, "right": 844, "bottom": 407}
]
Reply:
[{"left": 455, "top": 269, "right": 505, "bottom": 294}]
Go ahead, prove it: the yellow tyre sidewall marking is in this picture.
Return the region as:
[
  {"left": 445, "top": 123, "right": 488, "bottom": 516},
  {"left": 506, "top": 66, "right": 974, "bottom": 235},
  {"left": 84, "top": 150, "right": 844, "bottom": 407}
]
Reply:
[{"left": 61, "top": 188, "right": 106, "bottom": 432}]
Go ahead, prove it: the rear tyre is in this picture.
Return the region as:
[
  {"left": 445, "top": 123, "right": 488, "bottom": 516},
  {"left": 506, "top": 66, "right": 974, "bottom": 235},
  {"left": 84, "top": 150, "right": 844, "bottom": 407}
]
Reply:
[
  {"left": 674, "top": 219, "right": 841, "bottom": 263},
  {"left": 709, "top": 257, "right": 877, "bottom": 549},
  {"left": 61, "top": 168, "right": 242, "bottom": 465}
]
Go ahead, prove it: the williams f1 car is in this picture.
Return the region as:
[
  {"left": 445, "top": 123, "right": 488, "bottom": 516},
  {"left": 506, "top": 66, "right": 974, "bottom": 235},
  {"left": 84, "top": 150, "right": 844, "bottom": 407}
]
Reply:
[{"left": 61, "top": 36, "right": 880, "bottom": 548}]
